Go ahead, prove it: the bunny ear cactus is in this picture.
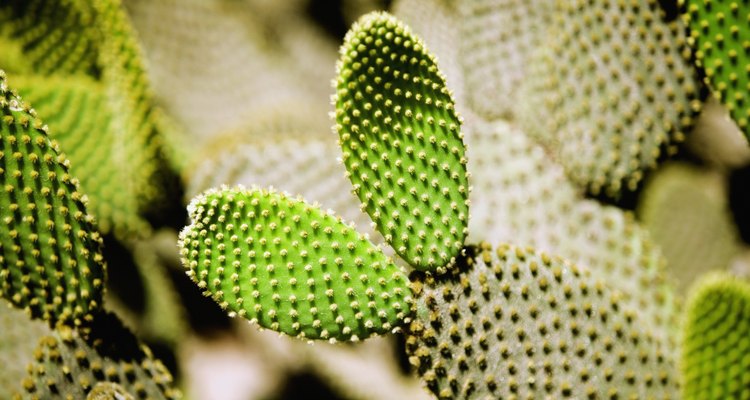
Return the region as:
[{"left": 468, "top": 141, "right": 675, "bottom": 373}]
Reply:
[
  {"left": 406, "top": 243, "right": 680, "bottom": 399},
  {"left": 682, "top": 0, "right": 750, "bottom": 139},
  {"left": 16, "top": 313, "right": 180, "bottom": 399},
  {"left": 334, "top": 11, "right": 470, "bottom": 272},
  {"left": 178, "top": 186, "right": 413, "bottom": 342},
  {"left": 681, "top": 273, "right": 750, "bottom": 400},
  {"left": 519, "top": 0, "right": 703, "bottom": 196},
  {"left": 0, "top": 71, "right": 106, "bottom": 330}
]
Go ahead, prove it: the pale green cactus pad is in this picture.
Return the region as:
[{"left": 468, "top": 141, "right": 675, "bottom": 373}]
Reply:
[
  {"left": 0, "top": 300, "right": 51, "bottom": 399},
  {"left": 13, "top": 74, "right": 152, "bottom": 237},
  {"left": 465, "top": 116, "right": 677, "bottom": 343},
  {"left": 682, "top": 273, "right": 750, "bottom": 400},
  {"left": 458, "top": 0, "right": 553, "bottom": 120},
  {"left": 0, "top": 0, "right": 100, "bottom": 76},
  {"left": 519, "top": 0, "right": 703, "bottom": 196},
  {"left": 0, "top": 71, "right": 106, "bottom": 329},
  {"left": 406, "top": 243, "right": 680, "bottom": 399},
  {"left": 334, "top": 12, "right": 469, "bottom": 272},
  {"left": 178, "top": 186, "right": 414, "bottom": 342},
  {"left": 638, "top": 162, "right": 743, "bottom": 293},
  {"left": 86, "top": 382, "right": 135, "bottom": 400},
  {"left": 15, "top": 314, "right": 181, "bottom": 399},
  {"left": 683, "top": 0, "right": 750, "bottom": 139}
]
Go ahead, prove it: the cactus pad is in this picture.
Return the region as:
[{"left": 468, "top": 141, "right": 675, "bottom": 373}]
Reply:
[
  {"left": 519, "top": 0, "right": 703, "bottom": 196},
  {"left": 15, "top": 314, "right": 180, "bottom": 399},
  {"left": 406, "top": 243, "right": 679, "bottom": 399},
  {"left": 0, "top": 301, "right": 51, "bottom": 398},
  {"left": 334, "top": 12, "right": 469, "bottom": 272},
  {"left": 178, "top": 186, "right": 413, "bottom": 342},
  {"left": 682, "top": 273, "right": 750, "bottom": 400},
  {"left": 683, "top": 0, "right": 750, "bottom": 139},
  {"left": 0, "top": 71, "right": 106, "bottom": 329}
]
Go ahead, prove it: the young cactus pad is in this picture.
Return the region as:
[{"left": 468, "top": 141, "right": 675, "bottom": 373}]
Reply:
[
  {"left": 178, "top": 186, "right": 413, "bottom": 342},
  {"left": 681, "top": 273, "right": 750, "bottom": 400},
  {"left": 334, "top": 12, "right": 470, "bottom": 272},
  {"left": 406, "top": 243, "right": 679, "bottom": 399},
  {"left": 683, "top": 0, "right": 750, "bottom": 139},
  {"left": 0, "top": 71, "right": 106, "bottom": 329}
]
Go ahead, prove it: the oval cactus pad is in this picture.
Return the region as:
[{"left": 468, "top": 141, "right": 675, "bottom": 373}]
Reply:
[
  {"left": 334, "top": 12, "right": 469, "bottom": 272},
  {"left": 178, "top": 186, "right": 413, "bottom": 342}
]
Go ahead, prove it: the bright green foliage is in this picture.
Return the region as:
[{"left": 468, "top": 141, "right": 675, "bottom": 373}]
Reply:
[
  {"left": 458, "top": 0, "right": 553, "bottom": 120},
  {"left": 682, "top": 273, "right": 750, "bottom": 400},
  {"left": 639, "top": 162, "right": 743, "bottom": 293},
  {"left": 406, "top": 243, "right": 680, "bottom": 399},
  {"left": 0, "top": 0, "right": 100, "bottom": 77},
  {"left": 466, "top": 117, "right": 677, "bottom": 342},
  {"left": 683, "top": 0, "right": 750, "bottom": 139},
  {"left": 178, "top": 186, "right": 414, "bottom": 342},
  {"left": 0, "top": 71, "right": 106, "bottom": 329},
  {"left": 519, "top": 0, "right": 703, "bottom": 196},
  {"left": 0, "top": 36, "right": 32, "bottom": 74},
  {"left": 187, "top": 135, "right": 385, "bottom": 248},
  {"left": 14, "top": 314, "right": 181, "bottom": 399},
  {"left": 0, "top": 301, "right": 51, "bottom": 399},
  {"left": 334, "top": 12, "right": 469, "bottom": 272},
  {"left": 13, "top": 74, "right": 152, "bottom": 237}
]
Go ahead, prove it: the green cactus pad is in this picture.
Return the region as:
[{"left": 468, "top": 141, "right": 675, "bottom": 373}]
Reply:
[
  {"left": 334, "top": 12, "right": 469, "bottom": 271},
  {"left": 638, "top": 162, "right": 742, "bottom": 293},
  {"left": 519, "top": 0, "right": 703, "bottom": 196},
  {"left": 0, "top": 71, "right": 106, "bottom": 329},
  {"left": 682, "top": 273, "right": 750, "bottom": 400},
  {"left": 13, "top": 74, "right": 151, "bottom": 238},
  {"left": 683, "top": 0, "right": 750, "bottom": 139},
  {"left": 15, "top": 313, "right": 181, "bottom": 399},
  {"left": 86, "top": 382, "right": 135, "bottom": 400},
  {"left": 466, "top": 116, "right": 677, "bottom": 342},
  {"left": 459, "top": 0, "right": 553, "bottom": 120},
  {"left": 0, "top": 0, "right": 100, "bottom": 77},
  {"left": 178, "top": 186, "right": 414, "bottom": 342},
  {"left": 406, "top": 243, "right": 680, "bottom": 399}
]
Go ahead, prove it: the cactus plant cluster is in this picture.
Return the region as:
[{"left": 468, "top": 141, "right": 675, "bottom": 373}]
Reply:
[{"left": 1, "top": 0, "right": 749, "bottom": 399}]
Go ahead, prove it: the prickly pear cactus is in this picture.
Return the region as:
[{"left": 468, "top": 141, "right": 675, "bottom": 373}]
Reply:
[
  {"left": 0, "top": 301, "right": 51, "bottom": 399},
  {"left": 334, "top": 12, "right": 469, "bottom": 272},
  {"left": 683, "top": 0, "right": 750, "bottom": 139},
  {"left": 15, "top": 314, "right": 181, "bottom": 399},
  {"left": 406, "top": 243, "right": 680, "bottom": 399},
  {"left": 681, "top": 273, "right": 750, "bottom": 400},
  {"left": 178, "top": 186, "right": 413, "bottom": 342},
  {"left": 519, "top": 0, "right": 703, "bottom": 196},
  {"left": 0, "top": 71, "right": 106, "bottom": 329}
]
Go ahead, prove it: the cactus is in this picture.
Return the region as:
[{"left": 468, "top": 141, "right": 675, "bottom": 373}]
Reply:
[
  {"left": 0, "top": 301, "right": 51, "bottom": 399},
  {"left": 15, "top": 313, "right": 180, "bottom": 399},
  {"left": 0, "top": 71, "right": 106, "bottom": 329},
  {"left": 12, "top": 74, "right": 152, "bottom": 237},
  {"left": 519, "top": 0, "right": 703, "bottom": 196},
  {"left": 406, "top": 243, "right": 679, "bottom": 399},
  {"left": 682, "top": 0, "right": 750, "bottom": 139},
  {"left": 638, "top": 162, "right": 743, "bottom": 293},
  {"left": 681, "top": 273, "right": 750, "bottom": 400},
  {"left": 178, "top": 186, "right": 413, "bottom": 342},
  {"left": 334, "top": 12, "right": 470, "bottom": 271}
]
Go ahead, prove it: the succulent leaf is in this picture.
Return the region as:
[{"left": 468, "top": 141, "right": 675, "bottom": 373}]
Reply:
[
  {"left": 638, "top": 162, "right": 743, "bottom": 293},
  {"left": 682, "top": 273, "right": 750, "bottom": 400},
  {"left": 334, "top": 12, "right": 469, "bottom": 271},
  {"left": 466, "top": 116, "right": 677, "bottom": 342},
  {"left": 683, "top": 0, "right": 750, "bottom": 139},
  {"left": 458, "top": 0, "right": 554, "bottom": 120},
  {"left": 13, "top": 74, "right": 152, "bottom": 237},
  {"left": 15, "top": 313, "right": 181, "bottom": 399},
  {"left": 406, "top": 243, "right": 680, "bottom": 399},
  {"left": 178, "top": 186, "right": 414, "bottom": 342},
  {"left": 0, "top": 71, "right": 106, "bottom": 329},
  {"left": 519, "top": 0, "right": 703, "bottom": 196}
]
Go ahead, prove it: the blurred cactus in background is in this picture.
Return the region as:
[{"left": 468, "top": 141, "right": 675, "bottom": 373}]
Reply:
[{"left": 1, "top": 0, "right": 749, "bottom": 399}]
